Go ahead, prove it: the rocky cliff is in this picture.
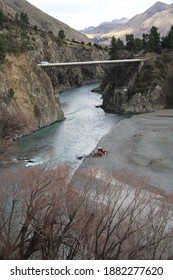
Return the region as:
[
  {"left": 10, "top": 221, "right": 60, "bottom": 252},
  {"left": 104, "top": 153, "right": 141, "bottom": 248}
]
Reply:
[
  {"left": 0, "top": 53, "right": 64, "bottom": 134},
  {"left": 101, "top": 51, "right": 173, "bottom": 114}
]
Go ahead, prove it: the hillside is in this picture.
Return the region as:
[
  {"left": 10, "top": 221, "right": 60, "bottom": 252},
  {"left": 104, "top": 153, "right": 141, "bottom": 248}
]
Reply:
[
  {"left": 82, "top": 1, "right": 173, "bottom": 44},
  {"left": 1, "top": 0, "right": 90, "bottom": 43}
]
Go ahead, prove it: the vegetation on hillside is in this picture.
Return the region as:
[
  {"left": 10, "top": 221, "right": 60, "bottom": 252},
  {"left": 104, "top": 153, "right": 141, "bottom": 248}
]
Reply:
[
  {"left": 127, "top": 51, "right": 173, "bottom": 107},
  {"left": 109, "top": 25, "right": 173, "bottom": 59},
  {"left": 0, "top": 10, "right": 34, "bottom": 63},
  {"left": 0, "top": 8, "right": 107, "bottom": 65}
]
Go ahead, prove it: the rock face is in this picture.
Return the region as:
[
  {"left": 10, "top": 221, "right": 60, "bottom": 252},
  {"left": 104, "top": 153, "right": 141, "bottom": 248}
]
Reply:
[
  {"left": 0, "top": 54, "right": 64, "bottom": 135},
  {"left": 125, "top": 85, "right": 165, "bottom": 113},
  {"left": 101, "top": 52, "right": 173, "bottom": 114},
  {"left": 102, "top": 84, "right": 166, "bottom": 114}
]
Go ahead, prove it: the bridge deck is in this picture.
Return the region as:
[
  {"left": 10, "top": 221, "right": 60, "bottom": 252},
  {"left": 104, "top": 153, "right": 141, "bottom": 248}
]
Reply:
[{"left": 38, "top": 58, "right": 146, "bottom": 67}]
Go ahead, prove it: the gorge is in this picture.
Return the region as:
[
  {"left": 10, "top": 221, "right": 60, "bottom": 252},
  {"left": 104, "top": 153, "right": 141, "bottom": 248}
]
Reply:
[{"left": 1, "top": 0, "right": 173, "bottom": 261}]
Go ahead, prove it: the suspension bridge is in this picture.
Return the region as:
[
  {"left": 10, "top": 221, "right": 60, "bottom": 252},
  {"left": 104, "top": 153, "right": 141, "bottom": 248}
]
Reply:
[{"left": 37, "top": 58, "right": 146, "bottom": 68}]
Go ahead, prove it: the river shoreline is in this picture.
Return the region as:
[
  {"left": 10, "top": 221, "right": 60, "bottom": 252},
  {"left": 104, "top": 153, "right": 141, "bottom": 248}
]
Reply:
[
  {"left": 77, "top": 109, "right": 173, "bottom": 195},
  {"left": 0, "top": 84, "right": 122, "bottom": 171}
]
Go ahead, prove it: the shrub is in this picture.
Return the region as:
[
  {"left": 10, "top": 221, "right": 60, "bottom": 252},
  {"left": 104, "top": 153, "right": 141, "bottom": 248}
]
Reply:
[
  {"left": 58, "top": 29, "right": 65, "bottom": 40},
  {"left": 0, "top": 109, "right": 26, "bottom": 141},
  {"left": 0, "top": 34, "right": 8, "bottom": 63},
  {"left": 8, "top": 88, "right": 15, "bottom": 99}
]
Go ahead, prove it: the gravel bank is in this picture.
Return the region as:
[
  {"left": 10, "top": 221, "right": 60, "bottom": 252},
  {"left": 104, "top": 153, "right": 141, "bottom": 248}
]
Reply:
[{"left": 80, "top": 109, "right": 173, "bottom": 194}]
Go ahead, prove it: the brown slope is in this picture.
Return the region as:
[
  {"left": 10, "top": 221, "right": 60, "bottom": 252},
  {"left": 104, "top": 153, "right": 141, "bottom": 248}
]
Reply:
[
  {"left": 110, "top": 1, "right": 173, "bottom": 37},
  {"left": 1, "top": 0, "right": 90, "bottom": 43},
  {"left": 84, "top": 1, "right": 173, "bottom": 43}
]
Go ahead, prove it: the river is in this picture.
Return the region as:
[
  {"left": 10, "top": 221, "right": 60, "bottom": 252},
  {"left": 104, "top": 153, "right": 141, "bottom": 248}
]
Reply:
[{"left": 1, "top": 83, "right": 124, "bottom": 171}]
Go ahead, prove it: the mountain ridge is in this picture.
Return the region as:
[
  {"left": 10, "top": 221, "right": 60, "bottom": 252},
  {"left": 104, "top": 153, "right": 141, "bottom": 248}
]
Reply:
[
  {"left": 81, "top": 1, "right": 173, "bottom": 44},
  {"left": 80, "top": 18, "right": 129, "bottom": 34}
]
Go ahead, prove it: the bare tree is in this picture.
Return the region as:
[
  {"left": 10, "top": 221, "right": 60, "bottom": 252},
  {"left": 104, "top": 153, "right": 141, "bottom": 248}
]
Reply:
[
  {"left": 0, "top": 109, "right": 28, "bottom": 155},
  {"left": 0, "top": 109, "right": 27, "bottom": 140},
  {"left": 0, "top": 166, "right": 173, "bottom": 260}
]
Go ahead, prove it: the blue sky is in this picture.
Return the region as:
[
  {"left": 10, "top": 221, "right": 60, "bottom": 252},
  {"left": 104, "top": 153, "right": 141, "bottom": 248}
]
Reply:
[{"left": 27, "top": 0, "right": 173, "bottom": 29}]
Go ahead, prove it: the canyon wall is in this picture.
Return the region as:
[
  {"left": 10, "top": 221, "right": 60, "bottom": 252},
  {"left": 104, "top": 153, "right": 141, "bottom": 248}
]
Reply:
[{"left": 101, "top": 52, "right": 173, "bottom": 114}]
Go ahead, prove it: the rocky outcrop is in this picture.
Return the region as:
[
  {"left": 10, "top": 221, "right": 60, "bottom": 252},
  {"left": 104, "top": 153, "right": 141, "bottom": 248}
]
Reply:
[
  {"left": 125, "top": 85, "right": 165, "bottom": 113},
  {"left": 0, "top": 54, "right": 64, "bottom": 135},
  {"left": 101, "top": 51, "right": 173, "bottom": 114}
]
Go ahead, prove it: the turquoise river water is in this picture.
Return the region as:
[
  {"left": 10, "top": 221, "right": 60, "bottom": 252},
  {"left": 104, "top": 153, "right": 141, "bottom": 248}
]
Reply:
[{"left": 1, "top": 83, "right": 124, "bottom": 170}]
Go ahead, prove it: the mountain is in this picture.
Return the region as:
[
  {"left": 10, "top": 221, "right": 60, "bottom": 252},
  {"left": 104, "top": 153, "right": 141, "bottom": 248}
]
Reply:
[
  {"left": 81, "top": 1, "right": 173, "bottom": 44},
  {"left": 80, "top": 18, "right": 128, "bottom": 34},
  {"left": 0, "top": 0, "right": 90, "bottom": 43},
  {"left": 112, "top": 18, "right": 129, "bottom": 24}
]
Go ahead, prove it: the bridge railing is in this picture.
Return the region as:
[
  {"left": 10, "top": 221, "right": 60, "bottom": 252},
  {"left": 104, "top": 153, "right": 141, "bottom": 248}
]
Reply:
[{"left": 37, "top": 58, "right": 146, "bottom": 67}]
